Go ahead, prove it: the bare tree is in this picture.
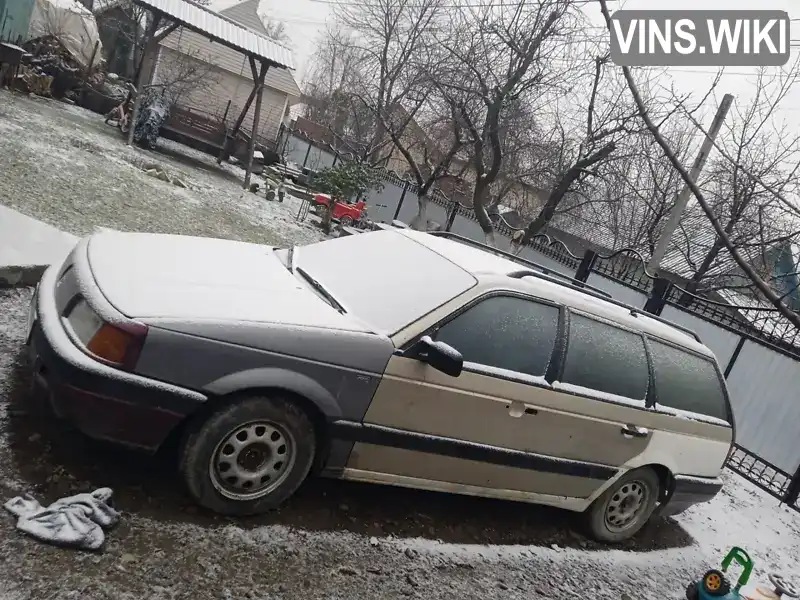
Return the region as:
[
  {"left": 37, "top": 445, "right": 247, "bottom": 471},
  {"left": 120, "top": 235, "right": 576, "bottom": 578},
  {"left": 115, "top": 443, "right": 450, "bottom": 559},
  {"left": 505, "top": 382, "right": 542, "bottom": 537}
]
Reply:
[
  {"left": 257, "top": 8, "right": 291, "bottom": 47},
  {"left": 665, "top": 69, "right": 800, "bottom": 297},
  {"left": 555, "top": 119, "right": 697, "bottom": 254},
  {"left": 148, "top": 41, "right": 220, "bottom": 108},
  {"left": 334, "top": 0, "right": 445, "bottom": 167},
  {"left": 432, "top": 0, "right": 589, "bottom": 244},
  {"left": 597, "top": 0, "right": 800, "bottom": 331},
  {"left": 511, "top": 54, "right": 646, "bottom": 250},
  {"left": 303, "top": 27, "right": 380, "bottom": 158},
  {"left": 381, "top": 95, "right": 468, "bottom": 228}
]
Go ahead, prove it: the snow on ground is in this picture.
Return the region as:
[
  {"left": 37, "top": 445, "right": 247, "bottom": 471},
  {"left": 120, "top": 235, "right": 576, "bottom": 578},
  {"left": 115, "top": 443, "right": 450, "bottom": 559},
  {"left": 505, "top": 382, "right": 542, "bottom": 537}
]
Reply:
[
  {"left": 0, "top": 291, "right": 799, "bottom": 600},
  {"left": 0, "top": 90, "right": 325, "bottom": 249},
  {"left": 2, "top": 91, "right": 800, "bottom": 598}
]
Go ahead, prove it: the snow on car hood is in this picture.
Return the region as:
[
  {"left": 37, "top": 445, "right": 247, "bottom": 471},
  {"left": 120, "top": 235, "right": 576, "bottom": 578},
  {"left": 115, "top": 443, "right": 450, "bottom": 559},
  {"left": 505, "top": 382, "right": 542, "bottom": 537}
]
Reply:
[{"left": 86, "top": 232, "right": 369, "bottom": 331}]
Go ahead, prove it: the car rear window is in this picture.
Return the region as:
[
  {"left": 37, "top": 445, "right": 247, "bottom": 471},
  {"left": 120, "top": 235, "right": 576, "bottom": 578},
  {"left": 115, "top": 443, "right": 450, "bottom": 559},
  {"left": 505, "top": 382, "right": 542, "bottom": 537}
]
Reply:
[
  {"left": 648, "top": 339, "right": 730, "bottom": 423},
  {"left": 293, "top": 231, "right": 477, "bottom": 334}
]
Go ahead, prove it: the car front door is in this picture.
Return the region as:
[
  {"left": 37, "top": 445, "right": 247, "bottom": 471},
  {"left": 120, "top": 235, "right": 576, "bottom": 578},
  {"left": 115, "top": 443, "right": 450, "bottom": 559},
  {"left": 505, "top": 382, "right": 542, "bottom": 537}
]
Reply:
[{"left": 344, "top": 294, "right": 654, "bottom": 503}]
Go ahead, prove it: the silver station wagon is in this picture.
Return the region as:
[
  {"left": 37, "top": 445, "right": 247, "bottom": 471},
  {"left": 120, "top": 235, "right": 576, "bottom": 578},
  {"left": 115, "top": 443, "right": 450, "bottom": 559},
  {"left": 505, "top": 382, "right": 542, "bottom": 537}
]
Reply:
[{"left": 25, "top": 228, "right": 734, "bottom": 542}]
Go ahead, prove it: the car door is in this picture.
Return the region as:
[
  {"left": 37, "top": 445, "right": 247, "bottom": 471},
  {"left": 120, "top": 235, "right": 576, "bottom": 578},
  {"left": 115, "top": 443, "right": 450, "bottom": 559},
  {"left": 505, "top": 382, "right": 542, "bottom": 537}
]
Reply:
[
  {"left": 636, "top": 337, "right": 734, "bottom": 478},
  {"left": 345, "top": 293, "right": 654, "bottom": 503}
]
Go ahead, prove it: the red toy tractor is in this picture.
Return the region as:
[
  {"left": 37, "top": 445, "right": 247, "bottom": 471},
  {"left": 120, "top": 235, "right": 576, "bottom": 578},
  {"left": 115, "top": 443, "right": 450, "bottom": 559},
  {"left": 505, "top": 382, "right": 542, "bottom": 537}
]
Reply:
[{"left": 312, "top": 193, "right": 367, "bottom": 227}]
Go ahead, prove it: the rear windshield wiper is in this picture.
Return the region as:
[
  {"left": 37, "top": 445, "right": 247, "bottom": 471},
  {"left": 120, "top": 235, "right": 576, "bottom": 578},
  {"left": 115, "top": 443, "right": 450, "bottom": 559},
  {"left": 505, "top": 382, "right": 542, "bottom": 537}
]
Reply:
[{"left": 296, "top": 267, "right": 347, "bottom": 314}]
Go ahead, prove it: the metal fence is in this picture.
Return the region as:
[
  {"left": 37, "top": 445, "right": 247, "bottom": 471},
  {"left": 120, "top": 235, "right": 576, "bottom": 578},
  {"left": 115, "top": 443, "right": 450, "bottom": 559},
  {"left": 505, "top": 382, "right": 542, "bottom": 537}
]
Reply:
[{"left": 279, "top": 131, "right": 800, "bottom": 510}]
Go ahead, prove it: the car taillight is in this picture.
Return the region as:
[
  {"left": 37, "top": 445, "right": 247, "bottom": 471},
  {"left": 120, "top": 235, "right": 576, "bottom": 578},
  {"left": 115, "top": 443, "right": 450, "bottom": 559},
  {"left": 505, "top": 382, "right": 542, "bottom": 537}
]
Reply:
[{"left": 67, "top": 299, "right": 148, "bottom": 369}]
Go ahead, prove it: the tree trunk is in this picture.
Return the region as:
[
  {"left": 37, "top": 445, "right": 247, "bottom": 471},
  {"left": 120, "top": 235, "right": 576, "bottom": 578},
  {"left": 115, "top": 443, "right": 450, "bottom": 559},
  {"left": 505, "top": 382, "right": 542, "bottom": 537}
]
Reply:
[
  {"left": 522, "top": 142, "right": 616, "bottom": 245},
  {"left": 473, "top": 183, "right": 496, "bottom": 246},
  {"left": 410, "top": 192, "right": 428, "bottom": 231},
  {"left": 680, "top": 238, "right": 725, "bottom": 303}
]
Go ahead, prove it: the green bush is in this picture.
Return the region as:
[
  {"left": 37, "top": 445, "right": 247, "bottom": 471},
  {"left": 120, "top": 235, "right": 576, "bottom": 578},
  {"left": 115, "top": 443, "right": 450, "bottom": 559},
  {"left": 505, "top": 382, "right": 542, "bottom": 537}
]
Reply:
[{"left": 311, "top": 161, "right": 384, "bottom": 202}]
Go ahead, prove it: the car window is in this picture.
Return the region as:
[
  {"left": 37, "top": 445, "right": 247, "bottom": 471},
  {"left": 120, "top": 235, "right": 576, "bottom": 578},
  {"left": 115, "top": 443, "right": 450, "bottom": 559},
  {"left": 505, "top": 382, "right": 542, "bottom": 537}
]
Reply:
[
  {"left": 433, "top": 295, "right": 559, "bottom": 379},
  {"left": 561, "top": 314, "right": 649, "bottom": 403},
  {"left": 648, "top": 340, "right": 729, "bottom": 422}
]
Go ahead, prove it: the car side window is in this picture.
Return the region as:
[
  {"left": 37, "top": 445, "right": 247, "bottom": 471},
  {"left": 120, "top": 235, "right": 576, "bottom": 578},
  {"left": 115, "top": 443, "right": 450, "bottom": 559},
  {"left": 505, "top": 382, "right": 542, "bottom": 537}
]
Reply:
[
  {"left": 433, "top": 295, "right": 559, "bottom": 379},
  {"left": 561, "top": 314, "right": 649, "bottom": 403},
  {"left": 648, "top": 339, "right": 729, "bottom": 422}
]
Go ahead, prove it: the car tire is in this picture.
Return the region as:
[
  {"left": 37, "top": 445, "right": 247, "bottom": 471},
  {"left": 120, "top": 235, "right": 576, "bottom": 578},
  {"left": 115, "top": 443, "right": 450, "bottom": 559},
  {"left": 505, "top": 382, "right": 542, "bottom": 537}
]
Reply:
[
  {"left": 585, "top": 467, "right": 660, "bottom": 543},
  {"left": 179, "top": 394, "right": 316, "bottom": 516}
]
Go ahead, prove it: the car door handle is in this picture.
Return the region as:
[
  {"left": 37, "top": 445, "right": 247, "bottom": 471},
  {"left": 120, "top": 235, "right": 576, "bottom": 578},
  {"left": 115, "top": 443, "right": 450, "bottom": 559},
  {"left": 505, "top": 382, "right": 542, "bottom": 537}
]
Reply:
[
  {"left": 620, "top": 425, "right": 649, "bottom": 438},
  {"left": 506, "top": 402, "right": 538, "bottom": 418}
]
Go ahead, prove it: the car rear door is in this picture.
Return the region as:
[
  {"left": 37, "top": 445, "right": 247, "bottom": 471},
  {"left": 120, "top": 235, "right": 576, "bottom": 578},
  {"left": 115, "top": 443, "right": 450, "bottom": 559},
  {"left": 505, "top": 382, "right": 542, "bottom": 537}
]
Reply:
[
  {"left": 636, "top": 337, "right": 734, "bottom": 477},
  {"left": 345, "top": 293, "right": 656, "bottom": 503}
]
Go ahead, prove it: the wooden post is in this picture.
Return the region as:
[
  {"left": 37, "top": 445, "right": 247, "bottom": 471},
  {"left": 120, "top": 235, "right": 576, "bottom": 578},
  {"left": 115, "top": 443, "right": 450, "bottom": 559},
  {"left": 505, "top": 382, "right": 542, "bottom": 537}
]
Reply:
[
  {"left": 83, "top": 41, "right": 100, "bottom": 87},
  {"left": 243, "top": 61, "right": 269, "bottom": 189},
  {"left": 217, "top": 57, "right": 261, "bottom": 164},
  {"left": 127, "top": 15, "right": 162, "bottom": 145}
]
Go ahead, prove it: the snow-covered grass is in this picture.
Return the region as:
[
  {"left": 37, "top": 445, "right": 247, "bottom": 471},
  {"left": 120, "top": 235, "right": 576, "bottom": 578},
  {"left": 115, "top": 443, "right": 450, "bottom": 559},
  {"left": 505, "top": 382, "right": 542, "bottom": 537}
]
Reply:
[{"left": 0, "top": 90, "right": 325, "bottom": 249}]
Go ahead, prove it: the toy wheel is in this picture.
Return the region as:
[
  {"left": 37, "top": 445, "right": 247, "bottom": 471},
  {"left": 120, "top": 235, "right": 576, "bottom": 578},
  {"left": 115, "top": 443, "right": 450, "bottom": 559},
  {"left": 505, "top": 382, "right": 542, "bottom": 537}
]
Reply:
[
  {"left": 686, "top": 582, "right": 699, "bottom": 600},
  {"left": 769, "top": 574, "right": 799, "bottom": 598},
  {"left": 702, "top": 569, "right": 730, "bottom": 597},
  {"left": 340, "top": 215, "right": 354, "bottom": 227}
]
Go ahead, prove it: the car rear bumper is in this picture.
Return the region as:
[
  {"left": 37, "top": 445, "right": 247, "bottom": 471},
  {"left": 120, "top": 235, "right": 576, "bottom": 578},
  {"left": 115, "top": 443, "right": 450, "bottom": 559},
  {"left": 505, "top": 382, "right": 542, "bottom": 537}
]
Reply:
[
  {"left": 659, "top": 474, "right": 724, "bottom": 516},
  {"left": 26, "top": 263, "right": 207, "bottom": 452}
]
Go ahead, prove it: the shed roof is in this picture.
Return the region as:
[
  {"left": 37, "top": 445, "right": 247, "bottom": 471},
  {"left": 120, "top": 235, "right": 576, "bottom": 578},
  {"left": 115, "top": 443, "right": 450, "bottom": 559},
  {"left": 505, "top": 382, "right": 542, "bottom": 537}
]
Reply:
[{"left": 132, "top": 0, "right": 294, "bottom": 69}]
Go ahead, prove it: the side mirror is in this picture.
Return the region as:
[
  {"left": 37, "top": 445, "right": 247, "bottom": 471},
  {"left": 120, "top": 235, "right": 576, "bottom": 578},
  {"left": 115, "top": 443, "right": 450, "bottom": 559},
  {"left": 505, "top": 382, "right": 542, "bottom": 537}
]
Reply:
[{"left": 410, "top": 336, "right": 463, "bottom": 377}]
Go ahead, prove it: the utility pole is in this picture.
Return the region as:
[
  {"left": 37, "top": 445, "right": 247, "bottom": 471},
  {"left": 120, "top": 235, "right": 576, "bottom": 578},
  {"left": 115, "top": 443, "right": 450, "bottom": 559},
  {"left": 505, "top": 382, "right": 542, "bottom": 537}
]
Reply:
[{"left": 647, "top": 93, "right": 734, "bottom": 273}]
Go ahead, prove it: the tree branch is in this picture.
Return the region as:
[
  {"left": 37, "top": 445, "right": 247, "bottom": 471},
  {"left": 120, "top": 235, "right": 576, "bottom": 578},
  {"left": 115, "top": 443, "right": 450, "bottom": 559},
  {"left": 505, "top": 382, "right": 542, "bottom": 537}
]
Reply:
[{"left": 597, "top": 0, "right": 800, "bottom": 331}]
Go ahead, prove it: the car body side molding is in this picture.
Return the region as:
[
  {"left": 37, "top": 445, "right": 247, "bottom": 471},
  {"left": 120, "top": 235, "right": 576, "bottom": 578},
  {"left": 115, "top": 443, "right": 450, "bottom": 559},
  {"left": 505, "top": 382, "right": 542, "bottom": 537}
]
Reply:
[{"left": 330, "top": 420, "right": 619, "bottom": 480}]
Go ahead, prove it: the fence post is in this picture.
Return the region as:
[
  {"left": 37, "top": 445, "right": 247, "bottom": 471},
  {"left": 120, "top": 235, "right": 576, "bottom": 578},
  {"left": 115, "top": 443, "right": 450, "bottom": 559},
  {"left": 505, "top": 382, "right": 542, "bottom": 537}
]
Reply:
[
  {"left": 722, "top": 336, "right": 746, "bottom": 378},
  {"left": 301, "top": 143, "right": 311, "bottom": 169},
  {"left": 445, "top": 199, "right": 458, "bottom": 232},
  {"left": 393, "top": 182, "right": 409, "bottom": 221},
  {"left": 643, "top": 277, "right": 672, "bottom": 316},
  {"left": 331, "top": 152, "right": 339, "bottom": 168},
  {"left": 574, "top": 250, "right": 598, "bottom": 283},
  {"left": 784, "top": 468, "right": 800, "bottom": 507}
]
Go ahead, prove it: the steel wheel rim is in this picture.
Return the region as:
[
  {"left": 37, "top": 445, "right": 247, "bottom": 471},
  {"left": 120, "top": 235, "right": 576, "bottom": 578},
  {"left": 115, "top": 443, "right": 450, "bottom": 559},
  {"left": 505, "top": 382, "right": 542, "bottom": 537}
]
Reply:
[
  {"left": 604, "top": 479, "right": 649, "bottom": 533},
  {"left": 209, "top": 420, "right": 296, "bottom": 501}
]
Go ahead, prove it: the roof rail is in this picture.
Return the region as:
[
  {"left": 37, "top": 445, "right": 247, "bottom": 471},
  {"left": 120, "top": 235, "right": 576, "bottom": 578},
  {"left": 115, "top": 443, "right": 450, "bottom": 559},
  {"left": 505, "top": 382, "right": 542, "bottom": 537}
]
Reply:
[
  {"left": 429, "top": 231, "right": 609, "bottom": 296},
  {"left": 430, "top": 231, "right": 703, "bottom": 344},
  {"left": 507, "top": 269, "right": 612, "bottom": 300}
]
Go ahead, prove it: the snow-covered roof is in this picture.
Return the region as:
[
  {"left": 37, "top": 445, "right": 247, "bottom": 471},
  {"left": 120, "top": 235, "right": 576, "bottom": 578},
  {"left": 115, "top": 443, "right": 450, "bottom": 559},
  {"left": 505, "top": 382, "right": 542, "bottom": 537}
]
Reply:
[{"left": 133, "top": 0, "right": 294, "bottom": 69}]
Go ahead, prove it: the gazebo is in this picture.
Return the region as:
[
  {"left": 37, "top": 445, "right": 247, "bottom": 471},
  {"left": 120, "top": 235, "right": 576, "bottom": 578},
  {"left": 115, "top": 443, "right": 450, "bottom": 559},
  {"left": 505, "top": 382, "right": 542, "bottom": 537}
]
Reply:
[{"left": 127, "top": 0, "right": 294, "bottom": 188}]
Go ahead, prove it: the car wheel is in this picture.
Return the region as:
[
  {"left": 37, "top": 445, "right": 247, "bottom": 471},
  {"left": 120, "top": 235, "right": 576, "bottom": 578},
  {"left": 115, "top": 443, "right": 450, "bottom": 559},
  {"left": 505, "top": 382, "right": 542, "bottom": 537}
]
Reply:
[
  {"left": 179, "top": 394, "right": 316, "bottom": 516},
  {"left": 339, "top": 215, "right": 354, "bottom": 227},
  {"left": 585, "top": 467, "right": 660, "bottom": 543}
]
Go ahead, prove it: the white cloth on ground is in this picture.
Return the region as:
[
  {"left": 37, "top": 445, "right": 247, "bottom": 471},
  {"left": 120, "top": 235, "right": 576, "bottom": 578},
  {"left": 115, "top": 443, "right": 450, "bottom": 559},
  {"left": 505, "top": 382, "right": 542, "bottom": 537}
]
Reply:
[{"left": 4, "top": 488, "right": 119, "bottom": 550}]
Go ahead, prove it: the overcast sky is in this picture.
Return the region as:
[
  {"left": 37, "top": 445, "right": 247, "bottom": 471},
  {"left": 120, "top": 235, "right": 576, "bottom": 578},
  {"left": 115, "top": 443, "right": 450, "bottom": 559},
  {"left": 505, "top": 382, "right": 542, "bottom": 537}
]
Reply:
[{"left": 211, "top": 0, "right": 800, "bottom": 130}]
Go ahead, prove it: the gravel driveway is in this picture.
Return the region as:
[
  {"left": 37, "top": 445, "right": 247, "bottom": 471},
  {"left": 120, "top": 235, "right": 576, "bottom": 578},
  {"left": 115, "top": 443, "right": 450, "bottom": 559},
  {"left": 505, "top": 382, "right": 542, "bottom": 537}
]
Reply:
[
  {"left": 0, "top": 90, "right": 324, "bottom": 248},
  {"left": 1, "top": 289, "right": 800, "bottom": 600}
]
